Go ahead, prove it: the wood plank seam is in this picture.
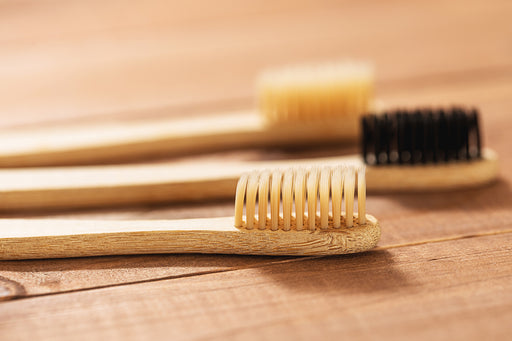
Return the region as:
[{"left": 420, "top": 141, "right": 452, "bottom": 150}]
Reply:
[
  {"left": 374, "top": 227, "right": 512, "bottom": 250},
  {"left": 3, "top": 227, "right": 512, "bottom": 302},
  {"left": 0, "top": 256, "right": 315, "bottom": 302}
]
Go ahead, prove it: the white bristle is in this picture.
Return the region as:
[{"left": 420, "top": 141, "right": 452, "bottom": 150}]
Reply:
[
  {"left": 282, "top": 169, "right": 294, "bottom": 231},
  {"left": 257, "top": 171, "right": 270, "bottom": 230},
  {"left": 270, "top": 171, "right": 282, "bottom": 231},
  {"left": 319, "top": 167, "right": 331, "bottom": 229},
  {"left": 234, "top": 174, "right": 248, "bottom": 228},
  {"left": 294, "top": 168, "right": 306, "bottom": 231},
  {"left": 306, "top": 168, "right": 320, "bottom": 230},
  {"left": 343, "top": 166, "right": 356, "bottom": 228},
  {"left": 257, "top": 61, "right": 374, "bottom": 125},
  {"left": 234, "top": 165, "right": 366, "bottom": 230},
  {"left": 245, "top": 172, "right": 259, "bottom": 230},
  {"left": 357, "top": 165, "right": 367, "bottom": 225},
  {"left": 331, "top": 166, "right": 343, "bottom": 228}
]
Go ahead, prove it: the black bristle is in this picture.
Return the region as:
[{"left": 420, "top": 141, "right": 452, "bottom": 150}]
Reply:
[
  {"left": 438, "top": 109, "right": 449, "bottom": 162},
  {"left": 403, "top": 113, "right": 414, "bottom": 164},
  {"left": 373, "top": 114, "right": 381, "bottom": 164},
  {"left": 397, "top": 112, "right": 406, "bottom": 164},
  {"left": 424, "top": 109, "right": 435, "bottom": 163},
  {"left": 376, "top": 113, "right": 392, "bottom": 164},
  {"left": 471, "top": 108, "right": 482, "bottom": 158},
  {"left": 383, "top": 114, "right": 392, "bottom": 164},
  {"left": 459, "top": 110, "right": 469, "bottom": 160},
  {"left": 451, "top": 109, "right": 460, "bottom": 159},
  {"left": 412, "top": 110, "right": 424, "bottom": 163},
  {"left": 361, "top": 107, "right": 482, "bottom": 165}
]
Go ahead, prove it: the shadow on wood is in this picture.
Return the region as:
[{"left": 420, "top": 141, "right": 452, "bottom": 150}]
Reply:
[
  {"left": 0, "top": 250, "right": 406, "bottom": 300},
  {"left": 253, "top": 250, "right": 411, "bottom": 293}
]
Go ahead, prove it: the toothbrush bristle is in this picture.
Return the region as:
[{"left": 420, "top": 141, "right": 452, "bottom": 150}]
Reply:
[
  {"left": 257, "top": 61, "right": 374, "bottom": 124},
  {"left": 362, "top": 107, "right": 481, "bottom": 165},
  {"left": 234, "top": 165, "right": 366, "bottom": 231}
]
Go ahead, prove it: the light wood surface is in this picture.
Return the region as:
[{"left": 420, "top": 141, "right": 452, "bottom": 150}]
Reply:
[{"left": 0, "top": 0, "right": 511, "bottom": 340}]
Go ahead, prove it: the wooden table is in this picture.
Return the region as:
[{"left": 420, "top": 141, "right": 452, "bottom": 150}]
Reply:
[{"left": 1, "top": 1, "right": 511, "bottom": 339}]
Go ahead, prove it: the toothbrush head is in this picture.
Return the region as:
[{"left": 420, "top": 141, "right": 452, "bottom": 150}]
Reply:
[
  {"left": 233, "top": 165, "right": 380, "bottom": 255},
  {"left": 362, "top": 107, "right": 482, "bottom": 165},
  {"left": 257, "top": 61, "right": 374, "bottom": 128}
]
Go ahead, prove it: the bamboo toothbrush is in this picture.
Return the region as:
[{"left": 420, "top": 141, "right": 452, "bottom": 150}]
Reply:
[
  {"left": 0, "top": 165, "right": 380, "bottom": 259},
  {"left": 0, "top": 107, "right": 498, "bottom": 211},
  {"left": 0, "top": 62, "right": 373, "bottom": 167}
]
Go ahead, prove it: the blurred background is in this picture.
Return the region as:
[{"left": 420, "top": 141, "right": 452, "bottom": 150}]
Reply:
[
  {"left": 0, "top": 0, "right": 510, "bottom": 219},
  {"left": 1, "top": 0, "right": 510, "bottom": 130}
]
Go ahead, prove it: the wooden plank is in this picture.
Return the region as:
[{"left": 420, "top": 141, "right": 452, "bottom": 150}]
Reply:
[
  {"left": 0, "top": 0, "right": 511, "bottom": 128},
  {"left": 0, "top": 232, "right": 511, "bottom": 340},
  {"left": 0, "top": 0, "right": 331, "bottom": 44},
  {"left": 0, "top": 254, "right": 293, "bottom": 300},
  {"left": 0, "top": 1, "right": 511, "bottom": 339},
  {"left": 0, "top": 68, "right": 510, "bottom": 300}
]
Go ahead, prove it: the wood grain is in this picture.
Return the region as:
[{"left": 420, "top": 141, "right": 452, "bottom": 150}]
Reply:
[
  {"left": 0, "top": 254, "right": 295, "bottom": 301},
  {"left": 0, "top": 0, "right": 511, "bottom": 340},
  {"left": 1, "top": 233, "right": 511, "bottom": 340},
  {"left": 0, "top": 215, "right": 380, "bottom": 259},
  {"left": 0, "top": 0, "right": 511, "bottom": 129}
]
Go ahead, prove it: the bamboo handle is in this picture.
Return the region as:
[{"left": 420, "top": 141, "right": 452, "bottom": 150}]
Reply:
[
  {"left": 0, "top": 150, "right": 498, "bottom": 211},
  {"left": 0, "top": 155, "right": 359, "bottom": 211},
  {"left": 0, "top": 216, "right": 380, "bottom": 259},
  {"left": 365, "top": 149, "right": 499, "bottom": 191},
  {"left": 0, "top": 111, "right": 359, "bottom": 167}
]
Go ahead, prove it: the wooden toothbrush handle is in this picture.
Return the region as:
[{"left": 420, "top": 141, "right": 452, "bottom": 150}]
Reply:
[
  {"left": 0, "top": 156, "right": 360, "bottom": 211},
  {"left": 0, "top": 216, "right": 381, "bottom": 259},
  {"left": 366, "top": 149, "right": 499, "bottom": 191},
  {"left": 0, "top": 111, "right": 359, "bottom": 167},
  {"left": 0, "top": 150, "right": 498, "bottom": 212},
  {"left": 0, "top": 217, "right": 237, "bottom": 259},
  {"left": 0, "top": 111, "right": 262, "bottom": 167}
]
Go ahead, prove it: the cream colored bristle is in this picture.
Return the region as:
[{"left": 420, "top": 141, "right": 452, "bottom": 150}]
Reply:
[
  {"left": 331, "top": 166, "right": 343, "bottom": 228},
  {"left": 294, "top": 168, "right": 306, "bottom": 230},
  {"left": 319, "top": 167, "right": 331, "bottom": 229},
  {"left": 357, "top": 166, "right": 366, "bottom": 225},
  {"left": 234, "top": 165, "right": 366, "bottom": 231},
  {"left": 270, "top": 171, "right": 282, "bottom": 231},
  {"left": 257, "top": 171, "right": 270, "bottom": 230},
  {"left": 307, "top": 168, "right": 320, "bottom": 230},
  {"left": 282, "top": 169, "right": 294, "bottom": 231},
  {"left": 244, "top": 172, "right": 259, "bottom": 230},
  {"left": 257, "top": 61, "right": 374, "bottom": 124},
  {"left": 234, "top": 174, "right": 248, "bottom": 228},
  {"left": 344, "top": 166, "right": 356, "bottom": 228}
]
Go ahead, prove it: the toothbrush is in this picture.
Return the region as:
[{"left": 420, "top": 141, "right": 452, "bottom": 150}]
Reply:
[
  {"left": 0, "top": 62, "right": 373, "bottom": 167},
  {"left": 0, "top": 107, "right": 498, "bottom": 211},
  {"left": 0, "top": 165, "right": 380, "bottom": 259}
]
